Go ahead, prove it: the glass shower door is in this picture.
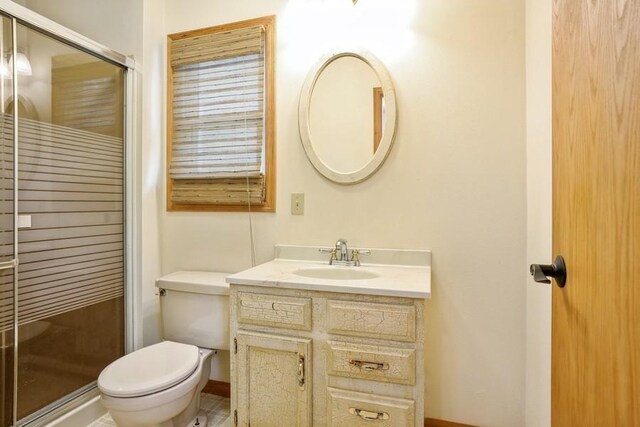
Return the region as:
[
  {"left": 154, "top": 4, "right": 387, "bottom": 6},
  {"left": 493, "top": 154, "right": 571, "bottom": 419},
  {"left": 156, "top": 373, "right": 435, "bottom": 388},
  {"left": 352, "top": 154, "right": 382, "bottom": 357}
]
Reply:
[{"left": 13, "top": 23, "right": 126, "bottom": 422}]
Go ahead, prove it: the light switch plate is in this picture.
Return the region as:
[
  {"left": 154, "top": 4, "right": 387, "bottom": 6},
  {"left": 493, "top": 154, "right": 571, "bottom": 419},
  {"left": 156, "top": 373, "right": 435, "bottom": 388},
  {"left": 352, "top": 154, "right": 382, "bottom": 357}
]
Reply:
[{"left": 291, "top": 193, "right": 304, "bottom": 215}]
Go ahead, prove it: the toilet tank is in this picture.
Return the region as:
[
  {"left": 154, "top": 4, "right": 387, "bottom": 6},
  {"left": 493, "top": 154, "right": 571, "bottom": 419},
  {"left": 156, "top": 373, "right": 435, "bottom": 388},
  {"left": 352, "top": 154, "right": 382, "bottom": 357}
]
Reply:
[{"left": 156, "top": 271, "right": 230, "bottom": 351}]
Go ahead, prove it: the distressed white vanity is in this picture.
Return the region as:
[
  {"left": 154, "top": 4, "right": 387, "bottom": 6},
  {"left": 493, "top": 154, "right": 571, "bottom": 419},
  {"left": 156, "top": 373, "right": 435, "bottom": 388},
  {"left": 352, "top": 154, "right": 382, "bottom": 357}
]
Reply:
[{"left": 227, "top": 244, "right": 431, "bottom": 426}]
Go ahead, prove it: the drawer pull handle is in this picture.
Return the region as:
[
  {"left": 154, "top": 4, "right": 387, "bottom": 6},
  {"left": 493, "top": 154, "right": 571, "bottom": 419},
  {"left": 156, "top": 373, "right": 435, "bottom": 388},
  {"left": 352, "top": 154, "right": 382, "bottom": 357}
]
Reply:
[
  {"left": 349, "top": 359, "right": 389, "bottom": 371},
  {"left": 297, "top": 353, "right": 305, "bottom": 389},
  {"left": 349, "top": 408, "right": 390, "bottom": 421}
]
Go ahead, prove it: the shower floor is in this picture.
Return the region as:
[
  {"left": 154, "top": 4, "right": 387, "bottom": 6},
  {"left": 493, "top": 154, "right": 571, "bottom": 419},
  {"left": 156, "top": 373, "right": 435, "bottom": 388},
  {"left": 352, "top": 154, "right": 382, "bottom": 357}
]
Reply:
[{"left": 88, "top": 393, "right": 231, "bottom": 427}]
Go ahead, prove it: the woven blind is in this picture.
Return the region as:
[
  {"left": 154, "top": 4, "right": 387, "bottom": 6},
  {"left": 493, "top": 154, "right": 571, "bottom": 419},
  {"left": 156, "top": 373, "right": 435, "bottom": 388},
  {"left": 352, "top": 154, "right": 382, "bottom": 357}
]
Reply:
[{"left": 169, "top": 24, "right": 267, "bottom": 205}]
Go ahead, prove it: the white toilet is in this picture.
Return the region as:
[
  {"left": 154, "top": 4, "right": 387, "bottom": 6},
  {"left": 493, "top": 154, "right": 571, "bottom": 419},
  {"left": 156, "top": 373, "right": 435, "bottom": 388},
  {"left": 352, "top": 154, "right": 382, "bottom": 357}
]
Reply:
[{"left": 98, "top": 271, "right": 230, "bottom": 427}]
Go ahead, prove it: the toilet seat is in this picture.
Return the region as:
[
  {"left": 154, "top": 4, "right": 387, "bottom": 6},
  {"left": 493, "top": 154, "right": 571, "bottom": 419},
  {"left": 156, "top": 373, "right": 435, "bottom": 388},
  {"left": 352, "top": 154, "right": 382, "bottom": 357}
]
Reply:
[{"left": 98, "top": 341, "right": 199, "bottom": 398}]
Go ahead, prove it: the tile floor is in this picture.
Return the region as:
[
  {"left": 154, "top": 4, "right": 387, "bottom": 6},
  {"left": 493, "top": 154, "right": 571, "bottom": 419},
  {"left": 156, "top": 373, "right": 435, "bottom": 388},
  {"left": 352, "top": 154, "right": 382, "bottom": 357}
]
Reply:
[{"left": 88, "top": 393, "right": 231, "bottom": 427}]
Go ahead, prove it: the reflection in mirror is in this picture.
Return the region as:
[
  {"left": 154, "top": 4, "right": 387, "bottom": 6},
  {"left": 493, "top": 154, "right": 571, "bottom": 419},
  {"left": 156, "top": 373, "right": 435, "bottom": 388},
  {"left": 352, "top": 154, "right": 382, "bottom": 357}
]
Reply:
[
  {"left": 309, "top": 56, "right": 382, "bottom": 174},
  {"left": 299, "top": 50, "right": 397, "bottom": 184},
  {"left": 373, "top": 87, "right": 386, "bottom": 152}
]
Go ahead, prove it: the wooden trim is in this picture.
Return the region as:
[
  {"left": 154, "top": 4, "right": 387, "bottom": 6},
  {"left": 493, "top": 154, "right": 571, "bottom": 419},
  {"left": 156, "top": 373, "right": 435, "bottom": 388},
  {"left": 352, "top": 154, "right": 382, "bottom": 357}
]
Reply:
[
  {"left": 202, "top": 380, "right": 231, "bottom": 398},
  {"left": 166, "top": 15, "right": 276, "bottom": 212},
  {"left": 168, "top": 16, "right": 273, "bottom": 41},
  {"left": 424, "top": 418, "right": 476, "bottom": 427}
]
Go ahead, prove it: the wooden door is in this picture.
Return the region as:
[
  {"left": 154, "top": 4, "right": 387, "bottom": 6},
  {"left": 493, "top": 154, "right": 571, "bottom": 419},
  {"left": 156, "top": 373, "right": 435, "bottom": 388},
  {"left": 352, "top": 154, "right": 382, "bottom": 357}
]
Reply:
[
  {"left": 235, "top": 331, "right": 312, "bottom": 427},
  {"left": 552, "top": 1, "right": 640, "bottom": 425}
]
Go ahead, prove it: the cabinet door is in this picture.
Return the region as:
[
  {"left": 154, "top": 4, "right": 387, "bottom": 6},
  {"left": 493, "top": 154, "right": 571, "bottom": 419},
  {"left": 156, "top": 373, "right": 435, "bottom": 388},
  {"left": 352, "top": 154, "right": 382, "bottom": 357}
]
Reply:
[{"left": 235, "top": 331, "right": 312, "bottom": 427}]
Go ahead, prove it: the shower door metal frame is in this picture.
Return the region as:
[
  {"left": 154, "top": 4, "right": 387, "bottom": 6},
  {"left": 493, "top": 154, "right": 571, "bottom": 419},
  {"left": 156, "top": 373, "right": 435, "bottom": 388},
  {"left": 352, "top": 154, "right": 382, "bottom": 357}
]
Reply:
[{"left": 0, "top": 1, "right": 138, "bottom": 426}]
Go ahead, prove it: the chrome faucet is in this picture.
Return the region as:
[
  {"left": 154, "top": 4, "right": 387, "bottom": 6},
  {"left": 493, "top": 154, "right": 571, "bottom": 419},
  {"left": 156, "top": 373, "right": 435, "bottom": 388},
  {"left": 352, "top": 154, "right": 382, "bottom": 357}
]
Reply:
[
  {"left": 335, "top": 238, "right": 348, "bottom": 262},
  {"left": 319, "top": 239, "right": 371, "bottom": 266}
]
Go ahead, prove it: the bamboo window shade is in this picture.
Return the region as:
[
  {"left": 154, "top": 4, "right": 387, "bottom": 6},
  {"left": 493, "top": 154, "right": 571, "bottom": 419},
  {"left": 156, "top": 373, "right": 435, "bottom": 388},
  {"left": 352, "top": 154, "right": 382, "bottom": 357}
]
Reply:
[{"left": 169, "top": 21, "right": 272, "bottom": 208}]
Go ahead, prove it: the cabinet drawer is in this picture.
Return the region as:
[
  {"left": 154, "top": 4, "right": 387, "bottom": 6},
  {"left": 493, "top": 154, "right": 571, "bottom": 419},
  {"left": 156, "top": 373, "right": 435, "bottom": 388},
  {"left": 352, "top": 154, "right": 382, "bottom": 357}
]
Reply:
[
  {"left": 327, "top": 388, "right": 415, "bottom": 427},
  {"left": 237, "top": 292, "right": 312, "bottom": 331},
  {"left": 327, "top": 341, "right": 415, "bottom": 385},
  {"left": 327, "top": 300, "right": 415, "bottom": 342}
]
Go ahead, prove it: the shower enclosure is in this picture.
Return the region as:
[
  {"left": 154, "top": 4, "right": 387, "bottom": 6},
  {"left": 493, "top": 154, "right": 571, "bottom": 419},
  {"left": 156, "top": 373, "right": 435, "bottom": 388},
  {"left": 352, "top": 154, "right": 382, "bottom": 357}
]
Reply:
[{"left": 0, "top": 3, "right": 133, "bottom": 426}]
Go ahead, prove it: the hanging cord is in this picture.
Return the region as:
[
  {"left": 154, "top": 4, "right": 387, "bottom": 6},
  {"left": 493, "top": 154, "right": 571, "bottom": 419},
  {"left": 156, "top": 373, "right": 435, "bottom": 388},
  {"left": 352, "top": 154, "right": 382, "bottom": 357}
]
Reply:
[
  {"left": 242, "top": 51, "right": 257, "bottom": 267},
  {"left": 245, "top": 173, "right": 256, "bottom": 267}
]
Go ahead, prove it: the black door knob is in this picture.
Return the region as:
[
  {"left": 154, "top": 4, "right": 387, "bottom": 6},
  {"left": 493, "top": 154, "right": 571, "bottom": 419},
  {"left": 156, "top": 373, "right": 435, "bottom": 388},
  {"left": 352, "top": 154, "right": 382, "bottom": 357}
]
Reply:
[{"left": 530, "top": 256, "right": 567, "bottom": 288}]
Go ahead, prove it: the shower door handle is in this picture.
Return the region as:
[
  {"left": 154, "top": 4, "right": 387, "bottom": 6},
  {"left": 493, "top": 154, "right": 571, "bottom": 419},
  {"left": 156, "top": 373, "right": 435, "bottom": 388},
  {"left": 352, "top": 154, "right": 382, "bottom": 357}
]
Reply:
[{"left": 0, "top": 259, "right": 17, "bottom": 270}]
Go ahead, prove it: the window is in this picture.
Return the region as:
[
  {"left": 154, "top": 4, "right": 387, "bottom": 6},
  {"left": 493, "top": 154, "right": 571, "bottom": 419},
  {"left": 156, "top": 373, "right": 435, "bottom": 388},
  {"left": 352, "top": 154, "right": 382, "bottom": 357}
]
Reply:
[{"left": 167, "top": 16, "right": 275, "bottom": 211}]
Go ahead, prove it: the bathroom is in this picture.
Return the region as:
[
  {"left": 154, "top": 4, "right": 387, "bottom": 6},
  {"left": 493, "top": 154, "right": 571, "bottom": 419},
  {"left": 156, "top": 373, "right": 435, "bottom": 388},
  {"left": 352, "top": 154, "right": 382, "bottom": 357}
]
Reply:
[{"left": 0, "top": 0, "right": 637, "bottom": 426}]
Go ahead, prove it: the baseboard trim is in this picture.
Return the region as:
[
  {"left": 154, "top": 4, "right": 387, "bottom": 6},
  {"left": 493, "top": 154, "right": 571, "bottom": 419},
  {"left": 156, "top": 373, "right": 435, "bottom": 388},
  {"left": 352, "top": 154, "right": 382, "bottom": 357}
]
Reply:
[
  {"left": 203, "top": 380, "right": 231, "bottom": 398},
  {"left": 424, "top": 417, "right": 476, "bottom": 427}
]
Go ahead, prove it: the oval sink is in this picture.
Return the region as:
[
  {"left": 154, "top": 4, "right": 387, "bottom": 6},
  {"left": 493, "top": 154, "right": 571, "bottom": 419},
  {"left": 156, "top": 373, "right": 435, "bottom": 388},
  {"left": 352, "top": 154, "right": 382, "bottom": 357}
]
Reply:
[{"left": 293, "top": 267, "right": 379, "bottom": 281}]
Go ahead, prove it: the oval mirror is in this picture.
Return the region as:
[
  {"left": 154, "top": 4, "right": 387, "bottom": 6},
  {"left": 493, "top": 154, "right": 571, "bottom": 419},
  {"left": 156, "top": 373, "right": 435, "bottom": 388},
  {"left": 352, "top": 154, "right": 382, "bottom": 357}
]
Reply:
[{"left": 298, "top": 51, "right": 397, "bottom": 184}]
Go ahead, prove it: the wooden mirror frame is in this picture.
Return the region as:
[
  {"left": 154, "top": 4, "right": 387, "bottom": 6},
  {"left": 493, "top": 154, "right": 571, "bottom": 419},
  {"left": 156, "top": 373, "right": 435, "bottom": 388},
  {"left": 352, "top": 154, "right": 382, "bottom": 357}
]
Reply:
[{"left": 298, "top": 50, "right": 397, "bottom": 184}]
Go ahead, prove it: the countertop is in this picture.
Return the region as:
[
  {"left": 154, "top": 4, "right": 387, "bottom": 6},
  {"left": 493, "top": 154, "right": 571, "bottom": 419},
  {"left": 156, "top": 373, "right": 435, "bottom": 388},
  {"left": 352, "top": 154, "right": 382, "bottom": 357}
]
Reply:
[{"left": 226, "top": 247, "right": 431, "bottom": 299}]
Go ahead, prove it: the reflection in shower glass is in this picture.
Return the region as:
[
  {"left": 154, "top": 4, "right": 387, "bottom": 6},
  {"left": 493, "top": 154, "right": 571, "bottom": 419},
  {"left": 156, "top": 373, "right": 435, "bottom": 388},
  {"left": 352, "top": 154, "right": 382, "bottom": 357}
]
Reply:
[{"left": 12, "top": 24, "right": 125, "bottom": 420}]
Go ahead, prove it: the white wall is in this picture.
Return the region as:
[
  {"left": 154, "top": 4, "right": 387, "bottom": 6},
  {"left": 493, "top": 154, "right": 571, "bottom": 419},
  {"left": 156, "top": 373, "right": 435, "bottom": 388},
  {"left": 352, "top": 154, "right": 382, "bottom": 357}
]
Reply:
[
  {"left": 140, "top": 0, "right": 165, "bottom": 346},
  {"left": 525, "top": 0, "right": 552, "bottom": 425},
  {"left": 157, "top": 1, "right": 527, "bottom": 425}
]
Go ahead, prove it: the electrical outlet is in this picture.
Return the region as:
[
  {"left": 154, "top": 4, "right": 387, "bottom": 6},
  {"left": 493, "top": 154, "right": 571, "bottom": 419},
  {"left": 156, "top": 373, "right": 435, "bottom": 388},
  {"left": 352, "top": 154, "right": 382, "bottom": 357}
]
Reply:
[{"left": 291, "top": 193, "right": 304, "bottom": 215}]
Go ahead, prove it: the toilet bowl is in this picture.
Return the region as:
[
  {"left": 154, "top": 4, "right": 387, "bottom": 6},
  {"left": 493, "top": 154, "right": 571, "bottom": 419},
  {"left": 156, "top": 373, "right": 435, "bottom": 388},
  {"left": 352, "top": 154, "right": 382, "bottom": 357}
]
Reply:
[
  {"left": 99, "top": 342, "right": 214, "bottom": 427},
  {"left": 98, "top": 271, "right": 229, "bottom": 427}
]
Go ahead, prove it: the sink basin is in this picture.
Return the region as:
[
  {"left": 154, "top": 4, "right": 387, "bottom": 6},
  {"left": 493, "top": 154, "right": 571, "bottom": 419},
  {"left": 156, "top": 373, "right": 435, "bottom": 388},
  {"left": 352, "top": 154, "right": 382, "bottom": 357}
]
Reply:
[{"left": 293, "top": 267, "right": 379, "bottom": 281}]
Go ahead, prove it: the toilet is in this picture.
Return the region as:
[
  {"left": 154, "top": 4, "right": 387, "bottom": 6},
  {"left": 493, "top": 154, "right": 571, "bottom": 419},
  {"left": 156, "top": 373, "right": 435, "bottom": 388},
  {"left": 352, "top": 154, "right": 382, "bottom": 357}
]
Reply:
[{"left": 98, "top": 271, "right": 230, "bottom": 427}]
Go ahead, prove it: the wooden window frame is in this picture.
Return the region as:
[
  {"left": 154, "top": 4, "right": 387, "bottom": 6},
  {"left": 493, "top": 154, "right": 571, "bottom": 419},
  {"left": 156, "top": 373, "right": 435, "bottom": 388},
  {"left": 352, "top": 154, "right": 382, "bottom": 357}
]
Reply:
[{"left": 166, "top": 15, "right": 276, "bottom": 212}]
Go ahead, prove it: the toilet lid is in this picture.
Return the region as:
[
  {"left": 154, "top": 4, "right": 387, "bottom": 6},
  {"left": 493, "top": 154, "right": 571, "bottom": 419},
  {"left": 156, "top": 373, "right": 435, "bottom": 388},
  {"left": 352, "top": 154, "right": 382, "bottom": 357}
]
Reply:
[{"left": 98, "top": 341, "right": 199, "bottom": 397}]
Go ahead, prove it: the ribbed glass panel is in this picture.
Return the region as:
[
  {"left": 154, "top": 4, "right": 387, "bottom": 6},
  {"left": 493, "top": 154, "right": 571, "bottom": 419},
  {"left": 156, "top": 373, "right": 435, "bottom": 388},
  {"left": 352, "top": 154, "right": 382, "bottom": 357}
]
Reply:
[{"left": 0, "top": 116, "right": 123, "bottom": 329}]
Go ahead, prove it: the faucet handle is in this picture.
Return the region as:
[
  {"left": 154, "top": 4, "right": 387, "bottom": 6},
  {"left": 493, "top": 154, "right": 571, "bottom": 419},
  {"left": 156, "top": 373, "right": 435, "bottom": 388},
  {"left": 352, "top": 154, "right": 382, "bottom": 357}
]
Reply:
[
  {"left": 351, "top": 249, "right": 371, "bottom": 266},
  {"left": 319, "top": 247, "right": 338, "bottom": 264}
]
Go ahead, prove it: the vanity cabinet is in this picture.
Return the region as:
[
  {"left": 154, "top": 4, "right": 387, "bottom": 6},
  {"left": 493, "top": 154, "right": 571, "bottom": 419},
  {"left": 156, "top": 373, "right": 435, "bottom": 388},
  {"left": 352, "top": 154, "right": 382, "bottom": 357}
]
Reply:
[{"left": 230, "top": 285, "right": 425, "bottom": 427}]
